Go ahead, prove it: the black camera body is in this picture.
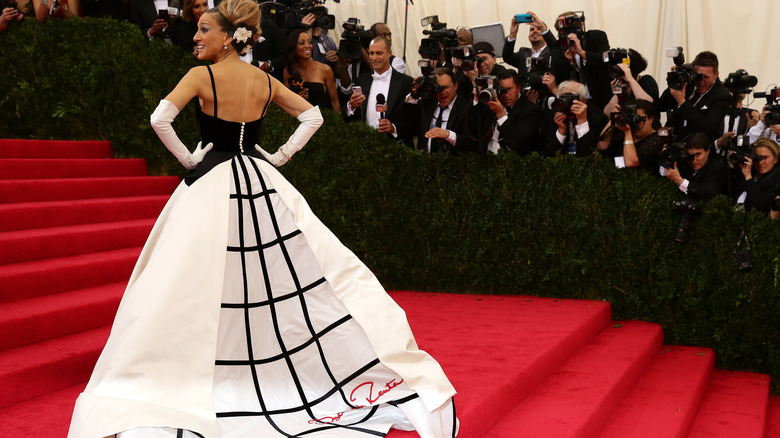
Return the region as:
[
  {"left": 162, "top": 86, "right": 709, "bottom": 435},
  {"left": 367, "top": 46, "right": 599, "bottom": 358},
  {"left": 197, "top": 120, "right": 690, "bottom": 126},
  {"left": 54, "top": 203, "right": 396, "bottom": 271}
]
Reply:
[
  {"left": 723, "top": 69, "right": 758, "bottom": 95},
  {"left": 412, "top": 75, "right": 445, "bottom": 100},
  {"left": 658, "top": 141, "right": 691, "bottom": 169},
  {"left": 452, "top": 45, "right": 481, "bottom": 71},
  {"left": 610, "top": 104, "right": 645, "bottom": 129},
  {"left": 672, "top": 199, "right": 701, "bottom": 243},
  {"left": 550, "top": 93, "right": 578, "bottom": 117},
  {"left": 664, "top": 47, "right": 702, "bottom": 90},
  {"left": 338, "top": 18, "right": 373, "bottom": 60},
  {"left": 475, "top": 75, "right": 507, "bottom": 104},
  {"left": 520, "top": 57, "right": 552, "bottom": 95},
  {"left": 754, "top": 88, "right": 780, "bottom": 125},
  {"left": 264, "top": 1, "right": 334, "bottom": 30},
  {"left": 603, "top": 48, "right": 631, "bottom": 79},
  {"left": 555, "top": 12, "right": 585, "bottom": 50},
  {"left": 727, "top": 136, "right": 764, "bottom": 167}
]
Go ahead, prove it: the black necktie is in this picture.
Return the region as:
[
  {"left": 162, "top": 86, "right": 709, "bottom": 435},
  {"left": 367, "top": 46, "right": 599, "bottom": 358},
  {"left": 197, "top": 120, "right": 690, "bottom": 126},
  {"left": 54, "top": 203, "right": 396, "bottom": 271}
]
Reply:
[{"left": 435, "top": 105, "right": 445, "bottom": 128}]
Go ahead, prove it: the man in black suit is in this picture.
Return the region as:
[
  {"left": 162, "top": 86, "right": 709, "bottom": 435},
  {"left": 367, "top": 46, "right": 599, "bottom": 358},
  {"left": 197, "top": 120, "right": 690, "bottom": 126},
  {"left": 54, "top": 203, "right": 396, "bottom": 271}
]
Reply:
[
  {"left": 344, "top": 37, "right": 416, "bottom": 145},
  {"left": 130, "top": 0, "right": 171, "bottom": 40},
  {"left": 664, "top": 132, "right": 727, "bottom": 200},
  {"left": 658, "top": 51, "right": 731, "bottom": 143},
  {"left": 483, "top": 70, "right": 542, "bottom": 155},
  {"left": 543, "top": 11, "right": 612, "bottom": 110},
  {"left": 502, "top": 12, "right": 551, "bottom": 74},
  {"left": 414, "top": 67, "right": 479, "bottom": 153},
  {"left": 543, "top": 80, "right": 608, "bottom": 157}
]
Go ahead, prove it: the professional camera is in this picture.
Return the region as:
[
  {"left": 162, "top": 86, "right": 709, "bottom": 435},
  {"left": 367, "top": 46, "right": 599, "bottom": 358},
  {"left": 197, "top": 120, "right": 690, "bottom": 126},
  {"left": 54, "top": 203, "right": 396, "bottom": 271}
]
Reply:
[
  {"left": 262, "top": 1, "right": 335, "bottom": 30},
  {"left": 754, "top": 87, "right": 780, "bottom": 125},
  {"left": 612, "top": 83, "right": 630, "bottom": 105},
  {"left": 418, "top": 59, "right": 435, "bottom": 78},
  {"left": 610, "top": 104, "right": 646, "bottom": 129},
  {"left": 727, "top": 136, "right": 764, "bottom": 167},
  {"left": 602, "top": 48, "right": 631, "bottom": 79},
  {"left": 550, "top": 92, "right": 578, "bottom": 117},
  {"left": 452, "top": 45, "right": 480, "bottom": 71},
  {"left": 665, "top": 47, "right": 702, "bottom": 90},
  {"left": 419, "top": 15, "right": 458, "bottom": 57},
  {"left": 555, "top": 12, "right": 586, "bottom": 50},
  {"left": 412, "top": 75, "right": 445, "bottom": 100},
  {"left": 723, "top": 69, "right": 758, "bottom": 95},
  {"left": 520, "top": 57, "right": 552, "bottom": 94},
  {"left": 475, "top": 75, "right": 507, "bottom": 104},
  {"left": 338, "top": 18, "right": 373, "bottom": 60},
  {"left": 658, "top": 140, "right": 691, "bottom": 169},
  {"left": 672, "top": 199, "right": 701, "bottom": 243}
]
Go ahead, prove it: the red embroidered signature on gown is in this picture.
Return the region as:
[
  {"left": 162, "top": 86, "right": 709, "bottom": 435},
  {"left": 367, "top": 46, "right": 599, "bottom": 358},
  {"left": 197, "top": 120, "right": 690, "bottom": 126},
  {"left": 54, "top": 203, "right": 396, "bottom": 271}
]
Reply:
[{"left": 308, "top": 378, "right": 404, "bottom": 424}]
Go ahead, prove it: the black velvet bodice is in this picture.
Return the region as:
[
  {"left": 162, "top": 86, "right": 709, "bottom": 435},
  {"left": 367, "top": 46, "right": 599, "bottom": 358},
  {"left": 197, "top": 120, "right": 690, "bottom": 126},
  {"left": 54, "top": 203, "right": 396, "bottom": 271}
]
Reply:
[{"left": 184, "top": 66, "right": 272, "bottom": 186}]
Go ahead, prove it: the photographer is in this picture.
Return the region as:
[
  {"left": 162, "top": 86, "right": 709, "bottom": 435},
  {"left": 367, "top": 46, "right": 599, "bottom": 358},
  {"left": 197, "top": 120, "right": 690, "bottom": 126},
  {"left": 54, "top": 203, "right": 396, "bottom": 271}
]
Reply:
[
  {"left": 601, "top": 49, "right": 658, "bottom": 116},
  {"left": 664, "top": 132, "right": 728, "bottom": 201},
  {"left": 502, "top": 11, "right": 550, "bottom": 73},
  {"left": 414, "top": 67, "right": 478, "bottom": 153},
  {"left": 545, "top": 11, "right": 612, "bottom": 110},
  {"left": 472, "top": 42, "right": 507, "bottom": 77},
  {"left": 543, "top": 80, "right": 608, "bottom": 157},
  {"left": 658, "top": 51, "right": 731, "bottom": 142},
  {"left": 746, "top": 102, "right": 780, "bottom": 144},
  {"left": 729, "top": 138, "right": 780, "bottom": 213},
  {"left": 598, "top": 99, "right": 664, "bottom": 171},
  {"left": 483, "top": 70, "right": 542, "bottom": 155}
]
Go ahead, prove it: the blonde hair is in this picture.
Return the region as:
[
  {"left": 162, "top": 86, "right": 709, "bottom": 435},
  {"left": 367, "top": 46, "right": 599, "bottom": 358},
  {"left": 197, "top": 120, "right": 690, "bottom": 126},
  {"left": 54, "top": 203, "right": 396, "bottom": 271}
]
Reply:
[
  {"left": 208, "top": 0, "right": 261, "bottom": 53},
  {"left": 753, "top": 137, "right": 780, "bottom": 160}
]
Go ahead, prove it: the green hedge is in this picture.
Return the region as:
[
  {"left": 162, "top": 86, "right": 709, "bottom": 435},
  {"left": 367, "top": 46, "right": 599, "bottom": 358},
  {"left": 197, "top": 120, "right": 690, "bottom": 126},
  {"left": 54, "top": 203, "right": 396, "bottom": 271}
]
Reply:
[{"left": 3, "top": 19, "right": 779, "bottom": 392}]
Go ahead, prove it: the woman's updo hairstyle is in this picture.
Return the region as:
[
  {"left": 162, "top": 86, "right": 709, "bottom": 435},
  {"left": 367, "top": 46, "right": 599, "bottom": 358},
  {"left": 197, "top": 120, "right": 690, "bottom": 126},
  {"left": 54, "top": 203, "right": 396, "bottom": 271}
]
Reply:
[{"left": 209, "top": 0, "right": 261, "bottom": 55}]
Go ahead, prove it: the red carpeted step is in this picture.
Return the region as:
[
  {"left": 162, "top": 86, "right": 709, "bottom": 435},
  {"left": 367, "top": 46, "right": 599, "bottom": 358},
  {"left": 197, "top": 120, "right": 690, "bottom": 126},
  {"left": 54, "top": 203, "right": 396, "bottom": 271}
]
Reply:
[
  {"left": 0, "top": 195, "right": 170, "bottom": 231},
  {"left": 0, "top": 219, "right": 156, "bottom": 265},
  {"left": 0, "top": 158, "right": 148, "bottom": 179},
  {"left": 596, "top": 346, "right": 714, "bottom": 438},
  {"left": 484, "top": 321, "right": 664, "bottom": 438},
  {"left": 0, "top": 325, "right": 110, "bottom": 408},
  {"left": 767, "top": 395, "right": 780, "bottom": 438},
  {"left": 386, "top": 293, "right": 614, "bottom": 438},
  {"left": 0, "top": 139, "right": 113, "bottom": 159},
  {"left": 0, "top": 247, "right": 141, "bottom": 303},
  {"left": 0, "top": 176, "right": 180, "bottom": 203},
  {"left": 0, "top": 382, "right": 86, "bottom": 437},
  {"left": 0, "top": 282, "right": 125, "bottom": 352},
  {"left": 686, "top": 370, "right": 771, "bottom": 438}
]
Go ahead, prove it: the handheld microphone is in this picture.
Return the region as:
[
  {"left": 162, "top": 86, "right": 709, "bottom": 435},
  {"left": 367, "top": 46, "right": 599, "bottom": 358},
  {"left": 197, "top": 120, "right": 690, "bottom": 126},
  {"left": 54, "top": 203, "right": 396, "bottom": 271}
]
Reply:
[
  {"left": 376, "top": 93, "right": 387, "bottom": 120},
  {"left": 168, "top": 0, "right": 180, "bottom": 17}
]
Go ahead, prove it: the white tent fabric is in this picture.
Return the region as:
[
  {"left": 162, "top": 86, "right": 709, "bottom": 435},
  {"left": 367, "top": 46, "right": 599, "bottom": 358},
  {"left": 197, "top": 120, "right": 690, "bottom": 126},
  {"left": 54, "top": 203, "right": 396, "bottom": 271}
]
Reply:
[{"left": 325, "top": 0, "right": 778, "bottom": 104}]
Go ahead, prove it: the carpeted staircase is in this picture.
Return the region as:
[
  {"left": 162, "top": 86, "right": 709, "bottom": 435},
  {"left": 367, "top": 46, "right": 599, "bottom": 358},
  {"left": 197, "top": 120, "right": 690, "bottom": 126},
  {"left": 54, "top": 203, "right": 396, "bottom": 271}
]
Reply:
[{"left": 0, "top": 139, "right": 778, "bottom": 438}]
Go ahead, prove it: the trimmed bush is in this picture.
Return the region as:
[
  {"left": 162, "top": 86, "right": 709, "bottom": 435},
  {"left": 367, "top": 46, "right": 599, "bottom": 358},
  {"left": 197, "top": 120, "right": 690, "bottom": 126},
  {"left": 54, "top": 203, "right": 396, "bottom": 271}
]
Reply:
[{"left": 2, "top": 18, "right": 779, "bottom": 392}]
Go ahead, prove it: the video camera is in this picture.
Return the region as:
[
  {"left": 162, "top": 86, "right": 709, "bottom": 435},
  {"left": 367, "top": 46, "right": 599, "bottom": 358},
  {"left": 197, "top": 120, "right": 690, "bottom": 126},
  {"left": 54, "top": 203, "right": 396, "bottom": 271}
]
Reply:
[
  {"left": 665, "top": 47, "right": 702, "bottom": 91},
  {"left": 419, "top": 15, "right": 458, "bottom": 57},
  {"left": 337, "top": 17, "right": 373, "bottom": 60},
  {"left": 754, "top": 87, "right": 780, "bottom": 125},
  {"left": 610, "top": 104, "right": 646, "bottom": 129},
  {"left": 520, "top": 57, "right": 552, "bottom": 95},
  {"left": 603, "top": 48, "right": 632, "bottom": 79},
  {"left": 475, "top": 75, "right": 507, "bottom": 104},
  {"left": 723, "top": 69, "right": 758, "bottom": 95},
  {"left": 262, "top": 1, "right": 335, "bottom": 31},
  {"left": 555, "top": 11, "right": 585, "bottom": 50}
]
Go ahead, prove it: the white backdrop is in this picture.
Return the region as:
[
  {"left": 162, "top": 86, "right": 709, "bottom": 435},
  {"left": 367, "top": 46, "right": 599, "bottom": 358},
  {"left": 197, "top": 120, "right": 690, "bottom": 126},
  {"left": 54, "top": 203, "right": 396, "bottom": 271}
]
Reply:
[{"left": 322, "top": 0, "right": 779, "bottom": 107}]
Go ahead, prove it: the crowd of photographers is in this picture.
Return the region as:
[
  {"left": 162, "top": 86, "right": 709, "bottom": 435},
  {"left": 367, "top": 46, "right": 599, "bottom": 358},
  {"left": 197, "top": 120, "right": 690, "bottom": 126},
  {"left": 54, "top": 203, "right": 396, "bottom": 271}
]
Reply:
[{"left": 4, "top": 0, "right": 780, "bottom": 223}]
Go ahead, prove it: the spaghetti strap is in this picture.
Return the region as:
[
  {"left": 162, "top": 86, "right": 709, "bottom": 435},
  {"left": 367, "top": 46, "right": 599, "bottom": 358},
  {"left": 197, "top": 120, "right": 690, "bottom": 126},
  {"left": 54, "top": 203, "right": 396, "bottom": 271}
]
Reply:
[
  {"left": 260, "top": 71, "right": 272, "bottom": 118},
  {"left": 205, "top": 65, "right": 218, "bottom": 118}
]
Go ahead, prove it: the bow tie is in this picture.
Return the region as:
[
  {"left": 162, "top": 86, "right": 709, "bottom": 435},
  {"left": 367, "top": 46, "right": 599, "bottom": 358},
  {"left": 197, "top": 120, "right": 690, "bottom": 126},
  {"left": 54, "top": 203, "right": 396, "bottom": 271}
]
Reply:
[{"left": 372, "top": 72, "right": 390, "bottom": 82}]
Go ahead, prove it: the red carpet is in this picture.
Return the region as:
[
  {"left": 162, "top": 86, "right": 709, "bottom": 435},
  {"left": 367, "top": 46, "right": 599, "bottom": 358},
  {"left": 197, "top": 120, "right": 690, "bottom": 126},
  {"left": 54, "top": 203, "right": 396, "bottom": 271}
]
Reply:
[{"left": 0, "top": 139, "right": 777, "bottom": 437}]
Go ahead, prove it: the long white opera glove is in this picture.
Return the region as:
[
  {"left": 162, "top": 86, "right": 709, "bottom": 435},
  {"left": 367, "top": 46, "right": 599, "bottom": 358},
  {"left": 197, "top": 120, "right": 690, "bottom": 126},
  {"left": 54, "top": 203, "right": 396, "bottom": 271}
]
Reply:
[
  {"left": 255, "top": 106, "right": 323, "bottom": 167},
  {"left": 150, "top": 99, "right": 213, "bottom": 169}
]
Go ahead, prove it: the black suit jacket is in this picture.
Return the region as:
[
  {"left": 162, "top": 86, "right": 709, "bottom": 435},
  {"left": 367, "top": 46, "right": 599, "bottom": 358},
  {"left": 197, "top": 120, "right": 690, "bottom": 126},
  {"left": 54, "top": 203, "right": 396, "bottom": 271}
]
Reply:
[
  {"left": 345, "top": 69, "right": 416, "bottom": 145},
  {"left": 543, "top": 29, "right": 612, "bottom": 110},
  {"left": 501, "top": 38, "right": 551, "bottom": 74},
  {"left": 418, "top": 95, "right": 478, "bottom": 153},
  {"left": 679, "top": 154, "right": 728, "bottom": 201},
  {"left": 131, "top": 0, "right": 166, "bottom": 39},
  {"left": 659, "top": 79, "right": 732, "bottom": 142},
  {"left": 733, "top": 165, "right": 780, "bottom": 212},
  {"left": 543, "top": 101, "right": 608, "bottom": 157},
  {"left": 250, "top": 18, "right": 287, "bottom": 82},
  {"left": 496, "top": 99, "right": 543, "bottom": 155}
]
